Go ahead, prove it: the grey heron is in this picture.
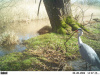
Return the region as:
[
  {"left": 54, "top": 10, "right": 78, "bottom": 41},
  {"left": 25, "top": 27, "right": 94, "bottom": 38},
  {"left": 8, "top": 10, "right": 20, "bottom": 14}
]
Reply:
[{"left": 76, "top": 28, "right": 100, "bottom": 70}]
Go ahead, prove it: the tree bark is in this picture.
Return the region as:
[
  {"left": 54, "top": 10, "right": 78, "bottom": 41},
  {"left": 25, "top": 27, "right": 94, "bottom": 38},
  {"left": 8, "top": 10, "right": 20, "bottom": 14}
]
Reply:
[{"left": 43, "top": 0, "right": 72, "bottom": 32}]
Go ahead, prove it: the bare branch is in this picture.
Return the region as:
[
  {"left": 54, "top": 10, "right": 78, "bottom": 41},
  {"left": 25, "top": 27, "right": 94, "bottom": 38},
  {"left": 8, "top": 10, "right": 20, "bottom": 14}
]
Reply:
[
  {"left": 84, "top": 13, "right": 93, "bottom": 26},
  {"left": 64, "top": 31, "right": 76, "bottom": 52},
  {"left": 35, "top": 0, "right": 36, "bottom": 3},
  {"left": 37, "top": 0, "right": 42, "bottom": 16}
]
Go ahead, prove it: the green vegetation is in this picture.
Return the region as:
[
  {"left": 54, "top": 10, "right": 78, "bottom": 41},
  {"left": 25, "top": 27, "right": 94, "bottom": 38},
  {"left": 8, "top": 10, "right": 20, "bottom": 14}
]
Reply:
[
  {"left": 0, "top": 19, "right": 99, "bottom": 71},
  {"left": 0, "top": 33, "right": 80, "bottom": 71},
  {"left": 25, "top": 33, "right": 79, "bottom": 54},
  {"left": 57, "top": 16, "right": 89, "bottom": 34},
  {"left": 0, "top": 0, "right": 99, "bottom": 71},
  {"left": 0, "top": 22, "right": 99, "bottom": 71},
  {"left": 86, "top": 23, "right": 100, "bottom": 34},
  {"left": 81, "top": 23, "right": 100, "bottom": 56}
]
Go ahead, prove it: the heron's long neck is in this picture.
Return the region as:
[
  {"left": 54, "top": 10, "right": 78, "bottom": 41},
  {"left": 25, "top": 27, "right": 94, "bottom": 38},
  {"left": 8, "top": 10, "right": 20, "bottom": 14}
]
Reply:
[{"left": 78, "top": 35, "right": 83, "bottom": 46}]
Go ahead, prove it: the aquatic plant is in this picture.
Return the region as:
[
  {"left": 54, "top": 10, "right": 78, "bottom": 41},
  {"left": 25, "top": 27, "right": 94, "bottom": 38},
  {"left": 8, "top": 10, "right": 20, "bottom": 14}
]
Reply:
[{"left": 0, "top": 31, "right": 19, "bottom": 45}]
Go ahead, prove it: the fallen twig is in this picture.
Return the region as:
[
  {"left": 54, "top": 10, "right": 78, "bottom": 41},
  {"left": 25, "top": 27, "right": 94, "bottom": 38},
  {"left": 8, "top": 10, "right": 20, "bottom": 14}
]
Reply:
[{"left": 64, "top": 31, "right": 76, "bottom": 52}]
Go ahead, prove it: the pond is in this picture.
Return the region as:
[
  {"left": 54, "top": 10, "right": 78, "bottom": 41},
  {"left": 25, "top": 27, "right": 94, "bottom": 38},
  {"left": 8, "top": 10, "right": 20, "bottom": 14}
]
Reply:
[
  {"left": 0, "top": 19, "right": 50, "bottom": 56},
  {"left": 68, "top": 59, "right": 100, "bottom": 71}
]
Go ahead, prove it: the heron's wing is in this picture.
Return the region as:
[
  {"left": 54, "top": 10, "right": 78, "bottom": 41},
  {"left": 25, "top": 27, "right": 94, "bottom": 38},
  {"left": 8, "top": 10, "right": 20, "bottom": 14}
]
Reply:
[{"left": 79, "top": 43, "right": 99, "bottom": 65}]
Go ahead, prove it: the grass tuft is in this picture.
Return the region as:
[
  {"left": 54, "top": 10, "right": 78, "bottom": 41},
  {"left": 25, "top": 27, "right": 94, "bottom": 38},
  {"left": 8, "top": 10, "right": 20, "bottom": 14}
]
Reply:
[{"left": 0, "top": 31, "right": 19, "bottom": 45}]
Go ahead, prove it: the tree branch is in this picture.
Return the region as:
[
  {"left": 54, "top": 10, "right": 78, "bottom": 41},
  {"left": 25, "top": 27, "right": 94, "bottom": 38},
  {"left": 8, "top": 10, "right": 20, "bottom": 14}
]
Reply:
[{"left": 37, "top": 0, "right": 42, "bottom": 16}]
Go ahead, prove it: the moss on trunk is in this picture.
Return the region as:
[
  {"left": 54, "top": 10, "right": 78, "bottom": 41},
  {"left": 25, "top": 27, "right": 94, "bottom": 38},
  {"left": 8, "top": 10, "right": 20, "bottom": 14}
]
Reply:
[{"left": 57, "top": 16, "right": 89, "bottom": 34}]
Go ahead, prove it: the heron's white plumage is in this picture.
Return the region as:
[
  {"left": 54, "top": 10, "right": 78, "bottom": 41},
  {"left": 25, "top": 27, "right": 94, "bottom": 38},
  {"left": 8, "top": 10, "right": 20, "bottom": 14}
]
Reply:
[{"left": 78, "top": 28, "right": 100, "bottom": 69}]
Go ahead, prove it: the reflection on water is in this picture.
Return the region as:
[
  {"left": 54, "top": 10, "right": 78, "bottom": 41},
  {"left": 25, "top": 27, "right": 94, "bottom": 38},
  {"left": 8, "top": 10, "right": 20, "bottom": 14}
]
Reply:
[
  {"left": 0, "top": 45, "right": 26, "bottom": 56},
  {"left": 19, "top": 33, "right": 39, "bottom": 42},
  {"left": 68, "top": 59, "right": 100, "bottom": 71}
]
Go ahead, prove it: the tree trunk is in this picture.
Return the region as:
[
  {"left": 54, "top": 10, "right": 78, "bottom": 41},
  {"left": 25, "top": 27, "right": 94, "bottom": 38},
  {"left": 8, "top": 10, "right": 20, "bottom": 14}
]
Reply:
[{"left": 43, "top": 0, "right": 72, "bottom": 32}]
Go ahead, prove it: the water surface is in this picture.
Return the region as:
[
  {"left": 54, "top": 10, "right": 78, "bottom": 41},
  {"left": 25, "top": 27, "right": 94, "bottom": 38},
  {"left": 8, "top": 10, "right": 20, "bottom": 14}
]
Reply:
[{"left": 0, "top": 19, "right": 50, "bottom": 56}]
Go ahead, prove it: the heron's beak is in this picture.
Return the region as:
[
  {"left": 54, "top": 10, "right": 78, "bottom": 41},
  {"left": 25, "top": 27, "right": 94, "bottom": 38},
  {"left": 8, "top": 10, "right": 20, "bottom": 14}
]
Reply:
[{"left": 75, "top": 30, "right": 78, "bottom": 32}]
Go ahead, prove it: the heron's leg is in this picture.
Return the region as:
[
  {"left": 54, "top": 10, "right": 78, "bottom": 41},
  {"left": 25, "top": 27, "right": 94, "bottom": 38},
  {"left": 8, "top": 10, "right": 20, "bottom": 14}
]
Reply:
[
  {"left": 89, "top": 65, "right": 92, "bottom": 71},
  {"left": 86, "top": 62, "right": 88, "bottom": 70}
]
